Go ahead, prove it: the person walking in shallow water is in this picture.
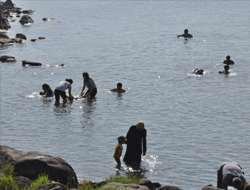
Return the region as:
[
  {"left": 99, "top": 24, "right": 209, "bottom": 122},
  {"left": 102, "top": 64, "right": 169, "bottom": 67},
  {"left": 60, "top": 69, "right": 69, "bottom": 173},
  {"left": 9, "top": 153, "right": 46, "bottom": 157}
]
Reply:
[
  {"left": 223, "top": 55, "right": 235, "bottom": 65},
  {"left": 80, "top": 72, "right": 97, "bottom": 98},
  {"left": 123, "top": 121, "right": 147, "bottom": 165}
]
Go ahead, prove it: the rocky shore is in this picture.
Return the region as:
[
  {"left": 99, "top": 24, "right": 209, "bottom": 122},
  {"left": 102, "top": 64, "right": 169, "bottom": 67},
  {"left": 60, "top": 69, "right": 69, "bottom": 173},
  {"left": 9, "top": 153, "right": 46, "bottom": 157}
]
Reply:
[{"left": 0, "top": 145, "right": 223, "bottom": 190}]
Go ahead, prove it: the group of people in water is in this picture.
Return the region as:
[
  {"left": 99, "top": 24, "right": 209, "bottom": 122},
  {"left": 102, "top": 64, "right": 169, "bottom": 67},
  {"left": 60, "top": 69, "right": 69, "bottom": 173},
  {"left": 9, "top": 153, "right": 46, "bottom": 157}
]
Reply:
[{"left": 177, "top": 29, "right": 235, "bottom": 76}]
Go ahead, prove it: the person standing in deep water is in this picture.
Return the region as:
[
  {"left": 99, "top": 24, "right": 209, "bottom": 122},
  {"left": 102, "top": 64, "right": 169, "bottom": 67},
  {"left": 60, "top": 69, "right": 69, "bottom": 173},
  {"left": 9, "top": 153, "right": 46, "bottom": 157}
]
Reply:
[
  {"left": 80, "top": 72, "right": 97, "bottom": 98},
  {"left": 177, "top": 29, "right": 193, "bottom": 38},
  {"left": 223, "top": 55, "right": 235, "bottom": 65},
  {"left": 123, "top": 121, "right": 147, "bottom": 165}
]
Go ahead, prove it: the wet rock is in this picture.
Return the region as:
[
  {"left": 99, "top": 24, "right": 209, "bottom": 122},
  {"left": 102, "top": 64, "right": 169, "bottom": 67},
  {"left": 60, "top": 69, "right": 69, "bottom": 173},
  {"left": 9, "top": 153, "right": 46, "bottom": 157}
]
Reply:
[
  {"left": 152, "top": 182, "right": 161, "bottom": 188},
  {"left": 22, "top": 9, "right": 35, "bottom": 14},
  {"left": 16, "top": 33, "right": 26, "bottom": 40},
  {"left": 0, "top": 33, "right": 9, "bottom": 38},
  {"left": 102, "top": 182, "right": 150, "bottom": 190},
  {"left": 11, "top": 37, "right": 25, "bottom": 43},
  {"left": 0, "top": 55, "right": 16, "bottom": 62},
  {"left": 19, "top": 15, "right": 34, "bottom": 25},
  {"left": 22, "top": 60, "right": 42, "bottom": 66},
  {"left": 139, "top": 178, "right": 156, "bottom": 190},
  {"left": 3, "top": 0, "right": 14, "bottom": 9},
  {"left": 0, "top": 12, "right": 11, "bottom": 30},
  {"left": 202, "top": 185, "right": 224, "bottom": 190},
  {"left": 159, "top": 186, "right": 183, "bottom": 190},
  {"left": 42, "top": 17, "right": 54, "bottom": 21},
  {"left": 38, "top": 36, "right": 45, "bottom": 39},
  {"left": 31, "top": 38, "right": 37, "bottom": 42},
  {"left": 0, "top": 38, "right": 13, "bottom": 46},
  {"left": 0, "top": 145, "right": 78, "bottom": 188},
  {"left": 16, "top": 14, "right": 20, "bottom": 17},
  {"left": 14, "top": 176, "right": 32, "bottom": 189}
]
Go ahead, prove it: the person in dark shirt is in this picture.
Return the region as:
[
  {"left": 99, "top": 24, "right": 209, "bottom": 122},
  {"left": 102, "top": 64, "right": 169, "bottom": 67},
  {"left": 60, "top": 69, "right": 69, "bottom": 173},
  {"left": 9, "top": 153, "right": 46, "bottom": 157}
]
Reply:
[
  {"left": 40, "top": 83, "right": 53, "bottom": 97},
  {"left": 110, "top": 83, "right": 126, "bottom": 93},
  {"left": 123, "top": 121, "right": 147, "bottom": 164},
  {"left": 223, "top": 55, "right": 235, "bottom": 65},
  {"left": 177, "top": 29, "right": 193, "bottom": 38}
]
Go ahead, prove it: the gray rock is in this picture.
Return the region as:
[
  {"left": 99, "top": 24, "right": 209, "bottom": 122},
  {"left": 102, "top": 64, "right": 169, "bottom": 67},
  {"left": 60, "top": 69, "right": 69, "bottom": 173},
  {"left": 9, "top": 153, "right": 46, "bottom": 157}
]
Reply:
[
  {"left": 139, "top": 178, "right": 155, "bottom": 190},
  {"left": 42, "top": 17, "right": 54, "bottom": 21},
  {"left": 152, "top": 182, "right": 161, "bottom": 188},
  {"left": 22, "top": 9, "right": 35, "bottom": 14},
  {"left": 102, "top": 182, "right": 150, "bottom": 190},
  {"left": 36, "top": 182, "right": 67, "bottom": 190},
  {"left": 0, "top": 145, "right": 78, "bottom": 189},
  {"left": 15, "top": 33, "right": 26, "bottom": 40},
  {"left": 158, "top": 186, "right": 183, "bottom": 190},
  {"left": 3, "top": 0, "right": 14, "bottom": 9},
  {"left": 0, "top": 12, "right": 11, "bottom": 30},
  {"left": 19, "top": 15, "right": 34, "bottom": 25},
  {"left": 202, "top": 185, "right": 224, "bottom": 190},
  {"left": 0, "top": 33, "right": 9, "bottom": 39},
  {"left": 38, "top": 36, "right": 45, "bottom": 39},
  {"left": 14, "top": 176, "right": 32, "bottom": 189}
]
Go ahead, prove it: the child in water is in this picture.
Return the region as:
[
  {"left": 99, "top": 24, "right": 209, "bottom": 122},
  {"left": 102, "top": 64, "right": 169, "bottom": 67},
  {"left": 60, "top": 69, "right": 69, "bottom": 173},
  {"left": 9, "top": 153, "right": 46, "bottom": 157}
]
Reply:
[
  {"left": 110, "top": 83, "right": 126, "bottom": 93},
  {"left": 40, "top": 83, "right": 53, "bottom": 97},
  {"left": 113, "top": 136, "right": 126, "bottom": 165},
  {"left": 193, "top": 68, "right": 203, "bottom": 75}
]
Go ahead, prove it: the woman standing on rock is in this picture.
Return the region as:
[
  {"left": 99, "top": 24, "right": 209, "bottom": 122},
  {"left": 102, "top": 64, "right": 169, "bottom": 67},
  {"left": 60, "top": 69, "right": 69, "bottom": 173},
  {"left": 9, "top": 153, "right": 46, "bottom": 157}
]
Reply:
[
  {"left": 80, "top": 72, "right": 97, "bottom": 98},
  {"left": 123, "top": 121, "right": 147, "bottom": 165}
]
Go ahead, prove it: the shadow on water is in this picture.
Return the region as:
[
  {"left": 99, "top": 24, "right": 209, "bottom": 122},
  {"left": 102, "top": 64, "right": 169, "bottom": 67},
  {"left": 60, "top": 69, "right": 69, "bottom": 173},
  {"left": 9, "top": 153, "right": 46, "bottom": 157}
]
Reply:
[
  {"left": 116, "top": 93, "right": 123, "bottom": 101},
  {"left": 53, "top": 100, "right": 74, "bottom": 115},
  {"left": 80, "top": 97, "right": 97, "bottom": 128}
]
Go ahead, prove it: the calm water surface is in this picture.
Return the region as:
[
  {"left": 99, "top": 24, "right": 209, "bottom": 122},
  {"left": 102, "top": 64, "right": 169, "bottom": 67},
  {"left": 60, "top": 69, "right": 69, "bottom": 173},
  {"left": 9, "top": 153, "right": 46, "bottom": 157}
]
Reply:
[{"left": 1, "top": 1, "right": 250, "bottom": 189}]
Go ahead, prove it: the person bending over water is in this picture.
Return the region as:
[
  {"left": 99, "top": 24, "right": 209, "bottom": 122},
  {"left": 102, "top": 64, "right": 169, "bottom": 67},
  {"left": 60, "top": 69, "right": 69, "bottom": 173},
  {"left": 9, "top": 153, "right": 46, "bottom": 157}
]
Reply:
[
  {"left": 217, "top": 162, "right": 247, "bottom": 190},
  {"left": 193, "top": 68, "right": 203, "bottom": 75},
  {"left": 40, "top": 83, "right": 53, "bottom": 97},
  {"left": 110, "top": 83, "right": 126, "bottom": 93},
  {"left": 177, "top": 29, "right": 193, "bottom": 38},
  {"left": 223, "top": 55, "right": 235, "bottom": 65},
  {"left": 219, "top": 65, "right": 230, "bottom": 74},
  {"left": 54, "top": 78, "right": 73, "bottom": 105},
  {"left": 123, "top": 121, "right": 147, "bottom": 165},
  {"left": 80, "top": 72, "right": 97, "bottom": 98}
]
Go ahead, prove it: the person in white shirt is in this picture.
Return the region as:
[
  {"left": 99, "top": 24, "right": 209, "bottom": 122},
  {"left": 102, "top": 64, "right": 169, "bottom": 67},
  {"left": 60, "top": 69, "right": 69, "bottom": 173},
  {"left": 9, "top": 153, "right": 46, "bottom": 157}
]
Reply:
[{"left": 54, "top": 78, "right": 73, "bottom": 105}]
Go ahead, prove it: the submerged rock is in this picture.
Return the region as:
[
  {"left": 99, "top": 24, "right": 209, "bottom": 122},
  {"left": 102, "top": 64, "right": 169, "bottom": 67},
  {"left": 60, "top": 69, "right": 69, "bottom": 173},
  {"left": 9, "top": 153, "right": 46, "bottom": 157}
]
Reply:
[
  {"left": 22, "top": 9, "right": 35, "bottom": 14},
  {"left": 42, "top": 17, "right": 54, "bottom": 21},
  {"left": 0, "top": 145, "right": 78, "bottom": 188},
  {"left": 22, "top": 60, "right": 42, "bottom": 66}
]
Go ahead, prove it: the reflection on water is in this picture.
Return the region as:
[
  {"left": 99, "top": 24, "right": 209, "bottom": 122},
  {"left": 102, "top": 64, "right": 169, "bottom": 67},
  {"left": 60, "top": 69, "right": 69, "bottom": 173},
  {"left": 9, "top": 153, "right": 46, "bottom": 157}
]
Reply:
[{"left": 80, "top": 98, "right": 97, "bottom": 128}]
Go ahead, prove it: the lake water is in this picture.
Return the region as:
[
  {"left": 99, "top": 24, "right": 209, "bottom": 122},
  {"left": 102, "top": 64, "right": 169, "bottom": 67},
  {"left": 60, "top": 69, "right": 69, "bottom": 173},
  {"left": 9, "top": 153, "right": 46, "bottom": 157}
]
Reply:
[{"left": 1, "top": 0, "right": 250, "bottom": 189}]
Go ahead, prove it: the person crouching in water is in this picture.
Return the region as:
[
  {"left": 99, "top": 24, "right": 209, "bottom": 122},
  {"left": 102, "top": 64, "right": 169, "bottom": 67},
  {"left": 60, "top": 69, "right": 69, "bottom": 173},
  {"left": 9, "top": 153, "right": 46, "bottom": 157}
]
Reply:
[
  {"left": 113, "top": 136, "right": 127, "bottom": 166},
  {"left": 219, "top": 65, "right": 230, "bottom": 75},
  {"left": 40, "top": 83, "right": 53, "bottom": 97},
  {"left": 54, "top": 78, "right": 73, "bottom": 106},
  {"left": 80, "top": 72, "right": 97, "bottom": 98}
]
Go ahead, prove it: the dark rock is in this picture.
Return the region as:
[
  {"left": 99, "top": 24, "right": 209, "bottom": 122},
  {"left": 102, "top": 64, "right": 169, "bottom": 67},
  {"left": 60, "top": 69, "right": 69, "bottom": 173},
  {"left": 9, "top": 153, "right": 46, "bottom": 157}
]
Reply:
[
  {"left": 22, "top": 60, "right": 42, "bottom": 66},
  {"left": 31, "top": 38, "right": 37, "bottom": 42},
  {"left": 152, "top": 182, "right": 161, "bottom": 189},
  {"left": 0, "top": 12, "right": 11, "bottom": 30},
  {"left": 102, "top": 182, "right": 150, "bottom": 190},
  {"left": 3, "top": 0, "right": 14, "bottom": 9},
  {"left": 36, "top": 182, "right": 67, "bottom": 190},
  {"left": 22, "top": 9, "right": 35, "bottom": 14},
  {"left": 0, "top": 38, "right": 13, "bottom": 46},
  {"left": 38, "top": 36, "right": 45, "bottom": 39},
  {"left": 0, "top": 145, "right": 78, "bottom": 188},
  {"left": 42, "top": 17, "right": 54, "bottom": 21},
  {"left": 0, "top": 33, "right": 9, "bottom": 38},
  {"left": 16, "top": 14, "right": 20, "bottom": 17},
  {"left": 11, "top": 37, "right": 25, "bottom": 43},
  {"left": 19, "top": 15, "right": 34, "bottom": 25},
  {"left": 15, "top": 33, "right": 26, "bottom": 40},
  {"left": 14, "top": 176, "right": 32, "bottom": 189},
  {"left": 202, "top": 185, "right": 224, "bottom": 190},
  {"left": 0, "top": 55, "right": 16, "bottom": 62},
  {"left": 159, "top": 186, "right": 183, "bottom": 190},
  {"left": 139, "top": 178, "right": 155, "bottom": 190},
  {"left": 78, "top": 179, "right": 106, "bottom": 188}
]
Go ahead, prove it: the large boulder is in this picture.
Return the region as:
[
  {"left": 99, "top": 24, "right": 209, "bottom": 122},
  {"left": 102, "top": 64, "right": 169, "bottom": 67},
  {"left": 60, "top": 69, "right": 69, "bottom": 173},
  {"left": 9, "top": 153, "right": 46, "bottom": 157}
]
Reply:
[
  {"left": 0, "top": 12, "right": 11, "bottom": 30},
  {"left": 3, "top": 0, "right": 14, "bottom": 9},
  {"left": 0, "top": 145, "right": 78, "bottom": 189},
  {"left": 15, "top": 33, "right": 27, "bottom": 40},
  {"left": 19, "top": 15, "right": 34, "bottom": 25},
  {"left": 22, "top": 60, "right": 42, "bottom": 66},
  {"left": 102, "top": 182, "right": 150, "bottom": 190}
]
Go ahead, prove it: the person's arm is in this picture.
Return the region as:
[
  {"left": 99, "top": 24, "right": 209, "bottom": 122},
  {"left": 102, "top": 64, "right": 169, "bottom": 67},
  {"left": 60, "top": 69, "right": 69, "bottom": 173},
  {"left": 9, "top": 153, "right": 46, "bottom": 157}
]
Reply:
[
  {"left": 68, "top": 84, "right": 73, "bottom": 99},
  {"left": 80, "top": 82, "right": 86, "bottom": 96},
  {"left": 40, "top": 91, "right": 45, "bottom": 95},
  {"left": 113, "top": 146, "right": 122, "bottom": 165}
]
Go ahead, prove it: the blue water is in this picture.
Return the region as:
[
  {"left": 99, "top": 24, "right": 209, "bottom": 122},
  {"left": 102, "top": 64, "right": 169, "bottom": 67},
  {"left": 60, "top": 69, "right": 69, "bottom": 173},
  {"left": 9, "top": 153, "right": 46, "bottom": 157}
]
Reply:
[{"left": 1, "top": 1, "right": 250, "bottom": 189}]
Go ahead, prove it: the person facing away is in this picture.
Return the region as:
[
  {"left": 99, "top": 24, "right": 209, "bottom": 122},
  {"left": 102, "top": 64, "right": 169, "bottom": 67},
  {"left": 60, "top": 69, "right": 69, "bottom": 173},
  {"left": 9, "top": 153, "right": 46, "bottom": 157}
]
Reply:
[
  {"left": 40, "top": 83, "right": 53, "bottom": 97},
  {"left": 193, "top": 68, "right": 203, "bottom": 75},
  {"left": 110, "top": 82, "right": 126, "bottom": 93},
  {"left": 123, "top": 121, "right": 147, "bottom": 165},
  {"left": 113, "top": 136, "right": 127, "bottom": 165},
  {"left": 80, "top": 72, "right": 97, "bottom": 98},
  {"left": 219, "top": 65, "right": 230, "bottom": 74},
  {"left": 217, "top": 162, "right": 247, "bottom": 190},
  {"left": 223, "top": 55, "right": 235, "bottom": 66},
  {"left": 54, "top": 78, "right": 73, "bottom": 105},
  {"left": 177, "top": 29, "right": 193, "bottom": 38}
]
